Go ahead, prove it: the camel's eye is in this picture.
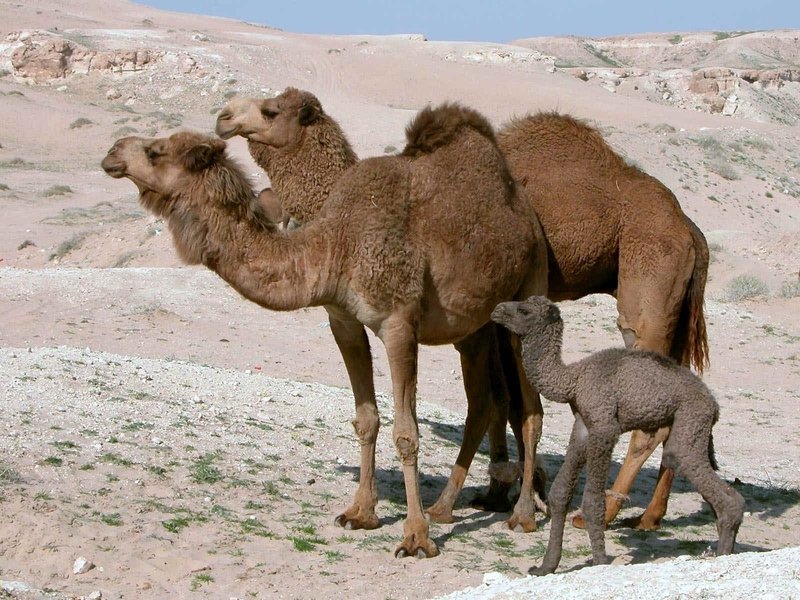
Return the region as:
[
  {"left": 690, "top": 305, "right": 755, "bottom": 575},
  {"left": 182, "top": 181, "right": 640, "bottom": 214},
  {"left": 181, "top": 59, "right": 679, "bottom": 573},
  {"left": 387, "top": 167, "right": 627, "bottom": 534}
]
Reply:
[
  {"left": 146, "top": 147, "right": 162, "bottom": 163},
  {"left": 261, "top": 108, "right": 278, "bottom": 119}
]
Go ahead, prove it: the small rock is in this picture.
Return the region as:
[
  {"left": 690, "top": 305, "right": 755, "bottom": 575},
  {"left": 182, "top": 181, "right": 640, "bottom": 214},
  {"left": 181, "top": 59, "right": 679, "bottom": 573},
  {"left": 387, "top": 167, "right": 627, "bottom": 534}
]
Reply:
[
  {"left": 73, "top": 556, "right": 95, "bottom": 574},
  {"left": 612, "top": 554, "right": 634, "bottom": 565},
  {"left": 106, "top": 88, "right": 121, "bottom": 100},
  {"left": 88, "top": 591, "right": 103, "bottom": 600},
  {"left": 56, "top": 85, "right": 67, "bottom": 92}
]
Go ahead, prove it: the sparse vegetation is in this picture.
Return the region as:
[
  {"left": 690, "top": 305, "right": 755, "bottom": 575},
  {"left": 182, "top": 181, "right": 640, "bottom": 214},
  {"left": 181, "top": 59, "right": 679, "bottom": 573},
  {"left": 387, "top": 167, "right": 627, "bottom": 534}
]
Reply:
[
  {"left": 723, "top": 275, "right": 769, "bottom": 301},
  {"left": 708, "top": 160, "right": 740, "bottom": 181},
  {"left": 42, "top": 184, "right": 73, "bottom": 197},
  {"left": 69, "top": 118, "right": 94, "bottom": 129},
  {"left": 190, "top": 453, "right": 223, "bottom": 484},
  {"left": 779, "top": 279, "right": 800, "bottom": 299},
  {"left": 190, "top": 572, "right": 214, "bottom": 590},
  {"left": 668, "top": 35, "right": 683, "bottom": 45}
]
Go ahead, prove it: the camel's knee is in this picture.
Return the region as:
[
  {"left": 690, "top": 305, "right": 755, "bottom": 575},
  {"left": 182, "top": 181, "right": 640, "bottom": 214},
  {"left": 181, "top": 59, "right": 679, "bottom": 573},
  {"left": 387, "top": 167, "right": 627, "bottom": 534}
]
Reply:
[
  {"left": 351, "top": 412, "right": 379, "bottom": 446},
  {"left": 393, "top": 430, "right": 419, "bottom": 465}
]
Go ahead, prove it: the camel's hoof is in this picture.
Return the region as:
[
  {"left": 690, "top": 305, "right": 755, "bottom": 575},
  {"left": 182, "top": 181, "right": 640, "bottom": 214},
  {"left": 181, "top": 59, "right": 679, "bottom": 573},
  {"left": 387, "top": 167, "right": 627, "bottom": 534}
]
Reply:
[
  {"left": 394, "top": 537, "right": 439, "bottom": 559},
  {"left": 425, "top": 507, "right": 455, "bottom": 524},
  {"left": 470, "top": 491, "right": 514, "bottom": 513},
  {"left": 334, "top": 512, "right": 380, "bottom": 531},
  {"left": 529, "top": 565, "right": 554, "bottom": 577},
  {"left": 621, "top": 514, "right": 661, "bottom": 531},
  {"left": 507, "top": 514, "right": 537, "bottom": 533}
]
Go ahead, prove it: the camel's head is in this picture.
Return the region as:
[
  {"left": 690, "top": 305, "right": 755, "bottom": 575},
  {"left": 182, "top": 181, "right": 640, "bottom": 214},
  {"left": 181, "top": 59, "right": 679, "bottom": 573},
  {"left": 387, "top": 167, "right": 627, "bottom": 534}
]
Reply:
[
  {"left": 215, "top": 87, "right": 323, "bottom": 147},
  {"left": 102, "top": 131, "right": 227, "bottom": 210},
  {"left": 491, "top": 296, "right": 562, "bottom": 337}
]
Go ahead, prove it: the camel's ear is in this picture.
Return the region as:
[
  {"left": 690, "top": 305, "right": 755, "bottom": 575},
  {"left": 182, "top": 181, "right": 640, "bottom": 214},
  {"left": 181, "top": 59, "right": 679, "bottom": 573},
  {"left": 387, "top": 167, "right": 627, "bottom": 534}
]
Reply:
[
  {"left": 298, "top": 103, "right": 320, "bottom": 126},
  {"left": 183, "top": 139, "right": 226, "bottom": 171},
  {"left": 544, "top": 302, "right": 561, "bottom": 324}
]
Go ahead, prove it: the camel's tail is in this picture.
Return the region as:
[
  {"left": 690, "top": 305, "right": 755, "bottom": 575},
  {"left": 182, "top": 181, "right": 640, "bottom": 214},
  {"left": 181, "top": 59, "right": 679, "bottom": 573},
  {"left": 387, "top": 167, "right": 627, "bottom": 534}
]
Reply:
[
  {"left": 671, "top": 219, "right": 710, "bottom": 373},
  {"left": 709, "top": 432, "right": 719, "bottom": 471},
  {"left": 402, "top": 102, "right": 498, "bottom": 158}
]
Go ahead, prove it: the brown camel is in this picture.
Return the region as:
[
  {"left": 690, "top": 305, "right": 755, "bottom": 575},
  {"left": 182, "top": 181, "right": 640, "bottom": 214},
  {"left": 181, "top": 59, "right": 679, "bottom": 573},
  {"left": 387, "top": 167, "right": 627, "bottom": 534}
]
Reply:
[
  {"left": 216, "top": 91, "right": 711, "bottom": 531},
  {"left": 497, "top": 113, "right": 709, "bottom": 530},
  {"left": 216, "top": 88, "right": 548, "bottom": 532},
  {"left": 492, "top": 296, "right": 742, "bottom": 574},
  {"left": 101, "top": 103, "right": 548, "bottom": 558}
]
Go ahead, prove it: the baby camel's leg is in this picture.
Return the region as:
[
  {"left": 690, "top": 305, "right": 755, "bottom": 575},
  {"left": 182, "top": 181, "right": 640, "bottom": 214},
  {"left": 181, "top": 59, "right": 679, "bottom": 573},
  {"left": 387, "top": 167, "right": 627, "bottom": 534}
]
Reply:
[
  {"left": 582, "top": 427, "right": 619, "bottom": 565},
  {"left": 663, "top": 405, "right": 745, "bottom": 556},
  {"left": 532, "top": 416, "right": 588, "bottom": 576}
]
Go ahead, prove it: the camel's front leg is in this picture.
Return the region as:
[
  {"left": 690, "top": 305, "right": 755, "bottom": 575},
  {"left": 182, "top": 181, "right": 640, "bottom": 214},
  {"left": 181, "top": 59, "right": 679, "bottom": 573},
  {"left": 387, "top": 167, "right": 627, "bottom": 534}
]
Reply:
[
  {"left": 381, "top": 313, "right": 438, "bottom": 559},
  {"left": 427, "top": 323, "right": 508, "bottom": 523},
  {"left": 327, "top": 310, "right": 381, "bottom": 530},
  {"left": 532, "top": 416, "right": 588, "bottom": 576}
]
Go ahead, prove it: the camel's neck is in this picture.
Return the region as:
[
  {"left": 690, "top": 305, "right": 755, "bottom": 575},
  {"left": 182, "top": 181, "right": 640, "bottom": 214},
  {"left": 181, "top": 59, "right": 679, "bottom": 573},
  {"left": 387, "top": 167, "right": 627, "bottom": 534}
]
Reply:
[
  {"left": 164, "top": 163, "right": 341, "bottom": 311},
  {"left": 248, "top": 118, "right": 358, "bottom": 223},
  {"left": 520, "top": 329, "right": 576, "bottom": 404}
]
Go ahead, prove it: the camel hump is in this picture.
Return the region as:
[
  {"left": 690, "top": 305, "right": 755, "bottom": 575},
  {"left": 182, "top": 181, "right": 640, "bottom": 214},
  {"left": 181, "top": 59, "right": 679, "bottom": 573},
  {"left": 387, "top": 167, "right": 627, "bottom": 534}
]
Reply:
[{"left": 402, "top": 102, "right": 497, "bottom": 157}]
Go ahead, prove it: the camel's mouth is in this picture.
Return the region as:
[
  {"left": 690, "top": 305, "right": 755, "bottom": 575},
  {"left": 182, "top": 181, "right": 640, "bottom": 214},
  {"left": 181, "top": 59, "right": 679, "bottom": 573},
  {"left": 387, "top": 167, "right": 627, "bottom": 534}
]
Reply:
[
  {"left": 490, "top": 302, "right": 514, "bottom": 325},
  {"left": 101, "top": 155, "right": 127, "bottom": 178},
  {"left": 214, "top": 117, "right": 239, "bottom": 140}
]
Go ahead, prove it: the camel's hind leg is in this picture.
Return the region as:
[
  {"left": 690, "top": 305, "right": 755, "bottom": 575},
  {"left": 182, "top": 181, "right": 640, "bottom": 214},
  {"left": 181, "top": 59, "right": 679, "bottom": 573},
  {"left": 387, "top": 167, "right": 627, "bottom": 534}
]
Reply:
[
  {"left": 328, "top": 312, "right": 381, "bottom": 531},
  {"left": 582, "top": 427, "right": 619, "bottom": 565},
  {"left": 662, "top": 404, "right": 745, "bottom": 555},
  {"left": 574, "top": 275, "right": 687, "bottom": 530},
  {"left": 427, "top": 323, "right": 509, "bottom": 523},
  {"left": 532, "top": 415, "right": 588, "bottom": 576}
]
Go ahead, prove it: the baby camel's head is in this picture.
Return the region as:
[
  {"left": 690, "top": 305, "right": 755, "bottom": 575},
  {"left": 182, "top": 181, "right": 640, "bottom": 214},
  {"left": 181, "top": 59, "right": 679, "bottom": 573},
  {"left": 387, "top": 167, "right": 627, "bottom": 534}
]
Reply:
[{"left": 491, "top": 295, "right": 562, "bottom": 338}]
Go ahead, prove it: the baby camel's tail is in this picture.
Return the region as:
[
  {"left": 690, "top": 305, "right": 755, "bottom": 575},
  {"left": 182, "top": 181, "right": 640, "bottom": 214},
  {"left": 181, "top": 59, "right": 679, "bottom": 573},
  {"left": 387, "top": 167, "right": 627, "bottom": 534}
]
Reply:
[
  {"left": 708, "top": 405, "right": 719, "bottom": 470},
  {"left": 709, "top": 433, "right": 719, "bottom": 471}
]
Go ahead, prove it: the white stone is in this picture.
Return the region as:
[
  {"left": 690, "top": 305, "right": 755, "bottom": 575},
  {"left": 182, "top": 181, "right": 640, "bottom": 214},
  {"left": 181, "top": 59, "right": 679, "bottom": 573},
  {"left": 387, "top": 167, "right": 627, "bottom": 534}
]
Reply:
[{"left": 73, "top": 556, "right": 95, "bottom": 575}]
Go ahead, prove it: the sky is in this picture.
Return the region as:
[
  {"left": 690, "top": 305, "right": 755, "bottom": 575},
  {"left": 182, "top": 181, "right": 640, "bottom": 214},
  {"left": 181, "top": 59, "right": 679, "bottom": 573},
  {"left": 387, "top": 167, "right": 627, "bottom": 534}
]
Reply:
[{"left": 139, "top": 0, "right": 799, "bottom": 43}]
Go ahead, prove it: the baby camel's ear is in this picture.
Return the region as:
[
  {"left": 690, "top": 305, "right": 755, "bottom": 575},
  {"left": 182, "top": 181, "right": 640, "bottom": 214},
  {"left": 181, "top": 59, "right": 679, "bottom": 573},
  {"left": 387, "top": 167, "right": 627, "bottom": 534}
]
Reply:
[
  {"left": 183, "top": 138, "right": 226, "bottom": 171},
  {"left": 545, "top": 302, "right": 561, "bottom": 324}
]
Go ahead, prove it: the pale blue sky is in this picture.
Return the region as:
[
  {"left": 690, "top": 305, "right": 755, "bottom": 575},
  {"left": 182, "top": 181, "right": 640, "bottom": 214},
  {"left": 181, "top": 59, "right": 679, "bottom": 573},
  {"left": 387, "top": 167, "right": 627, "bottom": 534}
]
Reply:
[{"left": 139, "top": 0, "right": 798, "bottom": 42}]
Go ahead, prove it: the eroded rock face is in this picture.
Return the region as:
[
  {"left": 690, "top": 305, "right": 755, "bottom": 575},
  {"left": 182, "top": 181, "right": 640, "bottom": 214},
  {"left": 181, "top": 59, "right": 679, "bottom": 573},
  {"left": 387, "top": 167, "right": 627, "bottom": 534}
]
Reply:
[{"left": 7, "top": 31, "right": 163, "bottom": 82}]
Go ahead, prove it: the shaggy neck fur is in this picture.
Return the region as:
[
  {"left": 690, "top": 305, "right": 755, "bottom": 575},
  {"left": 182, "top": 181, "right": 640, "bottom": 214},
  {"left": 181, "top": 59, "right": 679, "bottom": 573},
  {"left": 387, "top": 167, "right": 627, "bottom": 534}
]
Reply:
[
  {"left": 148, "top": 157, "right": 339, "bottom": 311},
  {"left": 247, "top": 114, "right": 358, "bottom": 223},
  {"left": 519, "top": 321, "right": 577, "bottom": 404}
]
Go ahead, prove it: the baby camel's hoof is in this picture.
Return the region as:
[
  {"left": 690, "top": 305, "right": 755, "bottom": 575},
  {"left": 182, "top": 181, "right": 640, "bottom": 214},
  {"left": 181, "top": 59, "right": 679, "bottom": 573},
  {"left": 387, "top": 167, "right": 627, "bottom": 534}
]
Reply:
[
  {"left": 394, "top": 537, "right": 439, "bottom": 559},
  {"left": 529, "top": 564, "right": 555, "bottom": 577}
]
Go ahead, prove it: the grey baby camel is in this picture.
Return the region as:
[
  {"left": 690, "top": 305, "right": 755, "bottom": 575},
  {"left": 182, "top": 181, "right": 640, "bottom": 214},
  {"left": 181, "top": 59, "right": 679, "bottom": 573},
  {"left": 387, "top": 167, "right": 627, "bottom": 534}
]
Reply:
[{"left": 491, "top": 296, "right": 745, "bottom": 575}]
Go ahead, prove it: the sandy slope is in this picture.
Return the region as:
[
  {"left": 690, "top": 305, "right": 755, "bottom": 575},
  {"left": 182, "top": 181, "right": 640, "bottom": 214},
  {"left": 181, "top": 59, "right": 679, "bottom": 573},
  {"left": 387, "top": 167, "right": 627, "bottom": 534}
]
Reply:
[{"left": 1, "top": 1, "right": 799, "bottom": 598}]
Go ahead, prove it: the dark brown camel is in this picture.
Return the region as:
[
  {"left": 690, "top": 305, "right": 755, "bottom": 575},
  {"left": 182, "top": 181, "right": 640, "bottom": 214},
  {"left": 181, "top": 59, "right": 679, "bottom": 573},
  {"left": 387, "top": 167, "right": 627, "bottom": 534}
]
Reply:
[{"left": 497, "top": 113, "right": 709, "bottom": 530}]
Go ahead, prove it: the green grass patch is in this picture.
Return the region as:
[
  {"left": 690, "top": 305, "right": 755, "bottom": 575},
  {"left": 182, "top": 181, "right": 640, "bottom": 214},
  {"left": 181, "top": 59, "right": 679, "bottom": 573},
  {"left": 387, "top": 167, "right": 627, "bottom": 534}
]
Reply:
[{"left": 42, "top": 184, "right": 73, "bottom": 197}]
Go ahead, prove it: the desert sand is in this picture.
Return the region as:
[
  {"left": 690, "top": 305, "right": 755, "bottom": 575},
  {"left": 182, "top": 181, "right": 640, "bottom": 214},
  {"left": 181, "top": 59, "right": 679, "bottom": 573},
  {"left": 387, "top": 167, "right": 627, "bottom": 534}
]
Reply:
[{"left": 1, "top": 2, "right": 799, "bottom": 598}]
